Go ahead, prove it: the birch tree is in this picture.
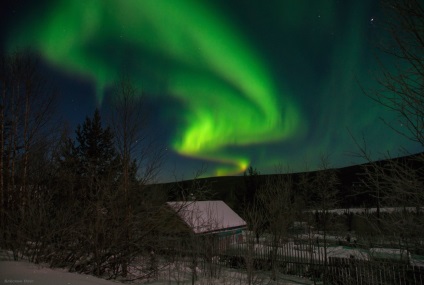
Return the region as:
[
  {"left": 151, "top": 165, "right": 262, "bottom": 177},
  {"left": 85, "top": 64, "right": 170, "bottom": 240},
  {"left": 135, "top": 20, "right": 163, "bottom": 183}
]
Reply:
[
  {"left": 256, "top": 170, "right": 300, "bottom": 281},
  {"left": 355, "top": 0, "right": 424, "bottom": 254},
  {"left": 0, "top": 51, "right": 56, "bottom": 258},
  {"left": 370, "top": 0, "right": 424, "bottom": 146}
]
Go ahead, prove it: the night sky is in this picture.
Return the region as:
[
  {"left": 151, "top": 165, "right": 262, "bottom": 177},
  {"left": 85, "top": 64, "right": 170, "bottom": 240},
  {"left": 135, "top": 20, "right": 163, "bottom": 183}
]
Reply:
[{"left": 1, "top": 0, "right": 422, "bottom": 181}]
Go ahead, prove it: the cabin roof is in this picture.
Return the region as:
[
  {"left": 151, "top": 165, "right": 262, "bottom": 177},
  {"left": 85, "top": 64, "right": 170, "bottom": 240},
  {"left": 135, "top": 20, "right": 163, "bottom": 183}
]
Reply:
[{"left": 166, "top": 200, "right": 246, "bottom": 234}]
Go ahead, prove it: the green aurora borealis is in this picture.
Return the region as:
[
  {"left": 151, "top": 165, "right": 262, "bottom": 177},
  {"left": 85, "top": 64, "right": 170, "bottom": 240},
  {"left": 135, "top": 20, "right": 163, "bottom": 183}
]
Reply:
[{"left": 3, "top": 0, "right": 422, "bottom": 178}]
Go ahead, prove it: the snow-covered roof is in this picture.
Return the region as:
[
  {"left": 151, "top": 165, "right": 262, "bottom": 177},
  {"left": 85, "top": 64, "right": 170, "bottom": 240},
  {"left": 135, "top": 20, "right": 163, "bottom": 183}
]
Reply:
[{"left": 166, "top": 200, "right": 246, "bottom": 234}]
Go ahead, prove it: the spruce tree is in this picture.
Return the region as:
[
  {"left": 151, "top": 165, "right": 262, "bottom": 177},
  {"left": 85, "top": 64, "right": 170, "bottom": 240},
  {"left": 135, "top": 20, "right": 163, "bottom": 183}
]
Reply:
[{"left": 73, "top": 109, "right": 119, "bottom": 200}]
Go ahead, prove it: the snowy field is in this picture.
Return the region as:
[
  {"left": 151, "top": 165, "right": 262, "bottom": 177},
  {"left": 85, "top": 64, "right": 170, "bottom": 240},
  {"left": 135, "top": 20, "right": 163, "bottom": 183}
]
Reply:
[
  {"left": 1, "top": 245, "right": 423, "bottom": 285},
  {"left": 0, "top": 260, "right": 317, "bottom": 285},
  {"left": 314, "top": 206, "right": 424, "bottom": 215},
  {"left": 0, "top": 260, "right": 120, "bottom": 285},
  {"left": 2, "top": 235, "right": 423, "bottom": 285},
  {"left": 0, "top": 251, "right": 317, "bottom": 285}
]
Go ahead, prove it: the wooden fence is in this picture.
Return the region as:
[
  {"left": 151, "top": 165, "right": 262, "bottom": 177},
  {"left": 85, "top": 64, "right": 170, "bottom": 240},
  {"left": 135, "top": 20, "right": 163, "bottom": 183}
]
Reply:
[
  {"left": 157, "top": 235, "right": 424, "bottom": 284},
  {"left": 328, "top": 257, "right": 424, "bottom": 285},
  {"left": 215, "top": 238, "right": 424, "bottom": 284}
]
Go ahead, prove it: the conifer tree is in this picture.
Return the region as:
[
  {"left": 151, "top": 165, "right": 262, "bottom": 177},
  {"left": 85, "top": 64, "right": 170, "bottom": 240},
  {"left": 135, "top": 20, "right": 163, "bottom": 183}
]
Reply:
[{"left": 73, "top": 109, "right": 119, "bottom": 200}]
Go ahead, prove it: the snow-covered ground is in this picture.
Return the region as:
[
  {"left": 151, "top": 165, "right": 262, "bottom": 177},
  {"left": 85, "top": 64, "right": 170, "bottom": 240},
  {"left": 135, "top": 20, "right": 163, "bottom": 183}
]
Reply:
[
  {"left": 225, "top": 238, "right": 424, "bottom": 267},
  {"left": 2, "top": 246, "right": 422, "bottom": 285},
  {"left": 0, "top": 259, "right": 317, "bottom": 285},
  {"left": 0, "top": 250, "right": 317, "bottom": 285},
  {"left": 2, "top": 237, "right": 422, "bottom": 285},
  {"left": 0, "top": 260, "right": 120, "bottom": 285},
  {"left": 312, "top": 206, "right": 424, "bottom": 215}
]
